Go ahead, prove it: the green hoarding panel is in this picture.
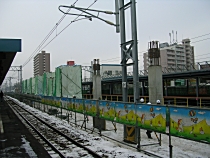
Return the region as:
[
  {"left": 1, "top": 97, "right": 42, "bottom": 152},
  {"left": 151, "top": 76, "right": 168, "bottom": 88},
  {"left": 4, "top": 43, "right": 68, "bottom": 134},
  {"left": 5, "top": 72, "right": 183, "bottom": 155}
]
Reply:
[
  {"left": 31, "top": 77, "right": 36, "bottom": 94},
  {"left": 54, "top": 67, "right": 61, "bottom": 97},
  {"left": 60, "top": 65, "right": 82, "bottom": 98},
  {"left": 43, "top": 73, "right": 47, "bottom": 96},
  {"left": 37, "top": 75, "right": 43, "bottom": 95}
]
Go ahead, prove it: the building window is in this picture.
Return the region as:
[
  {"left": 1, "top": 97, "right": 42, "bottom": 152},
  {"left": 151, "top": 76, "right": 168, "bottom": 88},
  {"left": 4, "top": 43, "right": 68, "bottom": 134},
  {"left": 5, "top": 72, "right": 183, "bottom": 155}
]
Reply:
[{"left": 107, "top": 71, "right": 112, "bottom": 75}]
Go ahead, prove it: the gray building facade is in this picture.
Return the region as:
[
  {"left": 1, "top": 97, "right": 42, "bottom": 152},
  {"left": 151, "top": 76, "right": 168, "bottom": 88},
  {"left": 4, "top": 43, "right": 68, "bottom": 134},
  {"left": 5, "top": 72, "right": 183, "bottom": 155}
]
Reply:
[{"left": 33, "top": 51, "right": 50, "bottom": 76}]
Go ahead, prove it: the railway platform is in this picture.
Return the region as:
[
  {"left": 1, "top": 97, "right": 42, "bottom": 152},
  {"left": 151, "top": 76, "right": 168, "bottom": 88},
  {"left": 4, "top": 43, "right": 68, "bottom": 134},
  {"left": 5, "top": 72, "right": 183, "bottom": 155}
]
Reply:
[{"left": 0, "top": 98, "right": 51, "bottom": 158}]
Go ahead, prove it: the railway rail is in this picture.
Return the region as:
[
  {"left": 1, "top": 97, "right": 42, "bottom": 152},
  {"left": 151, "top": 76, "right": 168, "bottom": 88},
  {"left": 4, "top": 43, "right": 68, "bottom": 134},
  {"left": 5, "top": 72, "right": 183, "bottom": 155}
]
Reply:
[
  {"left": 5, "top": 96, "right": 102, "bottom": 158},
  {"left": 5, "top": 96, "right": 165, "bottom": 158}
]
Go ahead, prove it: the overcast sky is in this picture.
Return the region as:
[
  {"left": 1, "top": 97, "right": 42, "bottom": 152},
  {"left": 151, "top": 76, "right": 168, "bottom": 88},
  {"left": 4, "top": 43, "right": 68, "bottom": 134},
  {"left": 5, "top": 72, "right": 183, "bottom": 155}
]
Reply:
[{"left": 1, "top": 0, "right": 210, "bottom": 82}]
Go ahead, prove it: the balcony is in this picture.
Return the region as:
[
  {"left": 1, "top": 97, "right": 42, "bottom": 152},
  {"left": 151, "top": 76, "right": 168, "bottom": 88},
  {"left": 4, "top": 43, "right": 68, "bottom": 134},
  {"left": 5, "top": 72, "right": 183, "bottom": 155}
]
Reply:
[
  {"left": 167, "top": 60, "right": 175, "bottom": 64},
  {"left": 167, "top": 51, "right": 175, "bottom": 55},
  {"left": 167, "top": 57, "right": 175, "bottom": 60}
]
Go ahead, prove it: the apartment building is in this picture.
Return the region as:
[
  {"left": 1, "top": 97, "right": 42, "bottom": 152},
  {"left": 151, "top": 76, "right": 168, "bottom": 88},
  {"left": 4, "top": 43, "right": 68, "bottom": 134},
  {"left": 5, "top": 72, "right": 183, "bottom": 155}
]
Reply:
[
  {"left": 34, "top": 51, "right": 50, "bottom": 76},
  {"left": 143, "top": 39, "right": 195, "bottom": 72},
  {"left": 182, "top": 39, "right": 195, "bottom": 69}
]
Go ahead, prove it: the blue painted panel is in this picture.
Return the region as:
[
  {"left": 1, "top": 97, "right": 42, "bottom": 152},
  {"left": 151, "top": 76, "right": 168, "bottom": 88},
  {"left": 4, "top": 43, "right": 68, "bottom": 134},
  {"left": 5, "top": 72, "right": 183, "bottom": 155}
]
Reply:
[{"left": 0, "top": 39, "right": 21, "bottom": 52}]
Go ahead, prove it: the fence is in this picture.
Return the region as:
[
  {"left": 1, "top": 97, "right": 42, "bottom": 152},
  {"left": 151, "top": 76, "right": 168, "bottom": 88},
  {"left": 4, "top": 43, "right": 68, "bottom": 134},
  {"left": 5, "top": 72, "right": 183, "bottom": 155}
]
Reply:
[
  {"left": 38, "top": 96, "right": 210, "bottom": 144},
  {"left": 22, "top": 65, "right": 82, "bottom": 99},
  {"left": 8, "top": 93, "right": 210, "bottom": 158}
]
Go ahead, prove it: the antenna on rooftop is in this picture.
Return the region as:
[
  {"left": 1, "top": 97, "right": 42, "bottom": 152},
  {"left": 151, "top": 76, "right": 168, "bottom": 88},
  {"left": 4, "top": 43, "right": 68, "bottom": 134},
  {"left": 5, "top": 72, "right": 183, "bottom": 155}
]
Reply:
[
  {"left": 172, "top": 30, "right": 174, "bottom": 44},
  {"left": 169, "top": 33, "right": 171, "bottom": 45},
  {"left": 176, "top": 31, "right": 178, "bottom": 43}
]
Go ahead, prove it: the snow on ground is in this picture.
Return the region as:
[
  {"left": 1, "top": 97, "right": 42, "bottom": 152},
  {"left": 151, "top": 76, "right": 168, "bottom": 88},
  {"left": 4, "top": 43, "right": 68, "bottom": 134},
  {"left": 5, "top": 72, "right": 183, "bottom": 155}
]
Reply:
[
  {"left": 21, "top": 136, "right": 37, "bottom": 157},
  {"left": 10, "top": 97, "right": 210, "bottom": 158},
  {"left": 77, "top": 115, "right": 210, "bottom": 158}
]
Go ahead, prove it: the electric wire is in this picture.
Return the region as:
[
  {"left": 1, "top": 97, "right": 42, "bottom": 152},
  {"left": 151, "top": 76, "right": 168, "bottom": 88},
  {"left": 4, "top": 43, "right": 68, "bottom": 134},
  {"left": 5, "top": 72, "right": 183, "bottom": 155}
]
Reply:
[
  {"left": 22, "top": 3, "right": 209, "bottom": 68},
  {"left": 100, "top": 51, "right": 146, "bottom": 63},
  {"left": 23, "top": 0, "right": 79, "bottom": 67},
  {"left": 195, "top": 57, "right": 210, "bottom": 62},
  {"left": 190, "top": 37, "right": 210, "bottom": 61},
  {"left": 22, "top": 0, "right": 79, "bottom": 67},
  {"left": 190, "top": 32, "right": 210, "bottom": 40},
  {"left": 23, "top": 0, "right": 98, "bottom": 68},
  {"left": 191, "top": 37, "right": 210, "bottom": 44},
  {"left": 100, "top": 33, "right": 210, "bottom": 64},
  {"left": 195, "top": 53, "right": 209, "bottom": 57},
  {"left": 38, "top": 0, "right": 98, "bottom": 51}
]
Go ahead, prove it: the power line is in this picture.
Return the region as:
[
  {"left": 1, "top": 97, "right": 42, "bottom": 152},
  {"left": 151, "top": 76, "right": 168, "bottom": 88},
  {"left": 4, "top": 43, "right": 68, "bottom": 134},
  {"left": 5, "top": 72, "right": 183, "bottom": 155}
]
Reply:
[
  {"left": 195, "top": 56, "right": 210, "bottom": 61},
  {"left": 101, "top": 56, "right": 120, "bottom": 62},
  {"left": 99, "top": 33, "right": 210, "bottom": 64},
  {"left": 23, "top": 2, "right": 210, "bottom": 68},
  {"left": 22, "top": 0, "right": 79, "bottom": 67},
  {"left": 195, "top": 52, "right": 210, "bottom": 57},
  {"left": 190, "top": 32, "right": 210, "bottom": 40},
  {"left": 100, "top": 50, "right": 146, "bottom": 63},
  {"left": 23, "top": 0, "right": 98, "bottom": 67},
  {"left": 191, "top": 37, "right": 210, "bottom": 44},
  {"left": 36, "top": 1, "right": 98, "bottom": 57}
]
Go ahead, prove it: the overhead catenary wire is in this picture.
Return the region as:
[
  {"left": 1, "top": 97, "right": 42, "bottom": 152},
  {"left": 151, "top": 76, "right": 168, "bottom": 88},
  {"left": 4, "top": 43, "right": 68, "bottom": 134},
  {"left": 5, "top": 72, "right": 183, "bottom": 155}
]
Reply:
[
  {"left": 191, "top": 37, "right": 210, "bottom": 44},
  {"left": 195, "top": 53, "right": 210, "bottom": 57},
  {"left": 23, "top": 0, "right": 98, "bottom": 67},
  {"left": 22, "top": 0, "right": 79, "bottom": 67},
  {"left": 23, "top": 3, "right": 209, "bottom": 68},
  {"left": 171, "top": 32, "right": 210, "bottom": 44},
  {"left": 99, "top": 33, "right": 210, "bottom": 64},
  {"left": 190, "top": 32, "right": 210, "bottom": 40},
  {"left": 40, "top": 1, "right": 98, "bottom": 48},
  {"left": 100, "top": 51, "right": 146, "bottom": 63},
  {"left": 195, "top": 57, "right": 210, "bottom": 62}
]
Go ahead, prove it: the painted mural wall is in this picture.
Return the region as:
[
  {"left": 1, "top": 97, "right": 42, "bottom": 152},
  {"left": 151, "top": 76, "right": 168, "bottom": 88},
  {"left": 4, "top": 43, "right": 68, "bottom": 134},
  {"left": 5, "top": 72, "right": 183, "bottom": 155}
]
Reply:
[
  {"left": 40, "top": 96, "right": 210, "bottom": 144},
  {"left": 115, "top": 102, "right": 136, "bottom": 125},
  {"left": 85, "top": 100, "right": 97, "bottom": 116},
  {"left": 136, "top": 104, "right": 166, "bottom": 133},
  {"left": 170, "top": 107, "right": 210, "bottom": 143}
]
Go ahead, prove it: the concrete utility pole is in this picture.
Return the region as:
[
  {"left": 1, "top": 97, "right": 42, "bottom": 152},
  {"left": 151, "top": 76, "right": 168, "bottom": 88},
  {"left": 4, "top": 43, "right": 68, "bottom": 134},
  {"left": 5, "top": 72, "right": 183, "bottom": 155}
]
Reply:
[
  {"left": 92, "top": 59, "right": 102, "bottom": 100},
  {"left": 148, "top": 41, "right": 163, "bottom": 104},
  {"left": 92, "top": 59, "right": 106, "bottom": 130}
]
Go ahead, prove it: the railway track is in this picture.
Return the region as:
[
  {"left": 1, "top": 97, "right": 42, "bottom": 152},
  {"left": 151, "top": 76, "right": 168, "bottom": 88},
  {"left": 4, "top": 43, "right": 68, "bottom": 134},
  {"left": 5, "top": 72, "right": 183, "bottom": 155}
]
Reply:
[
  {"left": 5, "top": 97, "right": 102, "bottom": 158},
  {"left": 6, "top": 96, "right": 164, "bottom": 158}
]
